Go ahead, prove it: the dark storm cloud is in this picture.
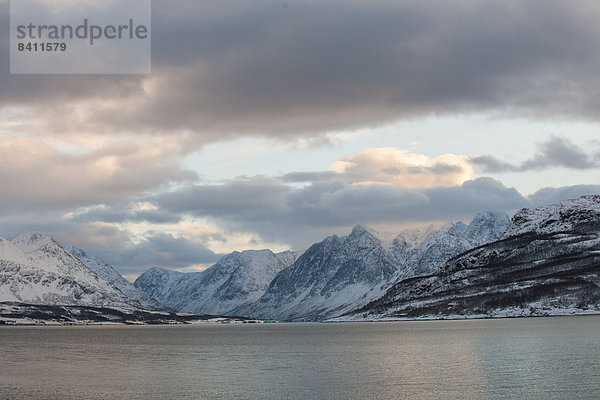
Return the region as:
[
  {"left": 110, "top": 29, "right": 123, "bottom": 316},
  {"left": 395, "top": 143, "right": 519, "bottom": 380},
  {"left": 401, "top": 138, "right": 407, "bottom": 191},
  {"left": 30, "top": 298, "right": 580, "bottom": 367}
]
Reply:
[
  {"left": 156, "top": 178, "right": 291, "bottom": 220},
  {"left": 471, "top": 137, "right": 600, "bottom": 173},
  {"left": 0, "top": 4, "right": 144, "bottom": 110},
  {"left": 4, "top": 1, "right": 600, "bottom": 138},
  {"left": 153, "top": 176, "right": 530, "bottom": 246},
  {"left": 87, "top": 234, "right": 221, "bottom": 275}
]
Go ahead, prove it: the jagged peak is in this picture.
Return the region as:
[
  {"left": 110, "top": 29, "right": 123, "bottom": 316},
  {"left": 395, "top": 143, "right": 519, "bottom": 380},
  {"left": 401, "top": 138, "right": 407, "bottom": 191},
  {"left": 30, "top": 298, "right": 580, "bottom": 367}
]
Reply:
[
  {"left": 350, "top": 224, "right": 369, "bottom": 234},
  {"left": 471, "top": 211, "right": 510, "bottom": 224},
  {"left": 393, "top": 222, "right": 453, "bottom": 250},
  {"left": 348, "top": 224, "right": 380, "bottom": 240},
  {"left": 11, "top": 232, "right": 60, "bottom": 253},
  {"left": 65, "top": 245, "right": 87, "bottom": 258},
  {"left": 145, "top": 266, "right": 173, "bottom": 274},
  {"left": 343, "top": 225, "right": 382, "bottom": 251},
  {"left": 446, "top": 221, "right": 468, "bottom": 236},
  {"left": 215, "top": 249, "right": 276, "bottom": 266}
]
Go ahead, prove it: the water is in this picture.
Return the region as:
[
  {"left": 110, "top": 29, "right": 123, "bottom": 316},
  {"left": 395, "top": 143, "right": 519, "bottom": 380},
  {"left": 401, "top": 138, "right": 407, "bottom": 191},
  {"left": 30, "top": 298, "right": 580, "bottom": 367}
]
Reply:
[{"left": 1, "top": 316, "right": 599, "bottom": 399}]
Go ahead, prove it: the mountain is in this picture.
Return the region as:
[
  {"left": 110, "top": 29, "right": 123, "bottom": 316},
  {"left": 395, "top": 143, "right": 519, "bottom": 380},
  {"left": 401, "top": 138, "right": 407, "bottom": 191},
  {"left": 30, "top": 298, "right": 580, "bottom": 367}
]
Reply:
[
  {"left": 389, "top": 223, "right": 454, "bottom": 265},
  {"left": 1, "top": 212, "right": 511, "bottom": 319},
  {"left": 0, "top": 233, "right": 139, "bottom": 308},
  {"left": 234, "top": 225, "right": 399, "bottom": 321},
  {"left": 66, "top": 246, "right": 167, "bottom": 311},
  {"left": 235, "top": 214, "right": 510, "bottom": 321},
  {"left": 393, "top": 212, "right": 511, "bottom": 279},
  {"left": 340, "top": 195, "right": 600, "bottom": 320},
  {"left": 134, "top": 249, "right": 296, "bottom": 315}
]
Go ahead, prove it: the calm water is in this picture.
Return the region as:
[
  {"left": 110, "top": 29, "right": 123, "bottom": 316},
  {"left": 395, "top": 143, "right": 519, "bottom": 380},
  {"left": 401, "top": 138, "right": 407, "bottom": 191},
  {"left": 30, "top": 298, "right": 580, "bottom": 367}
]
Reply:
[{"left": 1, "top": 317, "right": 599, "bottom": 399}]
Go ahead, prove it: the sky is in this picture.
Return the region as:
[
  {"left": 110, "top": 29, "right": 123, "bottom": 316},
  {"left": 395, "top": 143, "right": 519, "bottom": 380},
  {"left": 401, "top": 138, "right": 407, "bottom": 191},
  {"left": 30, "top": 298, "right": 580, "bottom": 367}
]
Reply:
[{"left": 1, "top": 0, "right": 600, "bottom": 279}]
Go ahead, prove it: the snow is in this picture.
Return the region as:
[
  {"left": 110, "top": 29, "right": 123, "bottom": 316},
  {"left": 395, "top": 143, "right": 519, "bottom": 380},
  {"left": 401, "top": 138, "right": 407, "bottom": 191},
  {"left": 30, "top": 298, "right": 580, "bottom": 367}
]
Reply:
[
  {"left": 67, "top": 246, "right": 166, "bottom": 311},
  {"left": 1, "top": 233, "right": 139, "bottom": 308},
  {"left": 135, "top": 249, "right": 297, "bottom": 315},
  {"left": 4, "top": 195, "right": 597, "bottom": 324},
  {"left": 338, "top": 195, "right": 600, "bottom": 322},
  {"left": 232, "top": 213, "right": 509, "bottom": 321},
  {"left": 504, "top": 194, "right": 600, "bottom": 237}
]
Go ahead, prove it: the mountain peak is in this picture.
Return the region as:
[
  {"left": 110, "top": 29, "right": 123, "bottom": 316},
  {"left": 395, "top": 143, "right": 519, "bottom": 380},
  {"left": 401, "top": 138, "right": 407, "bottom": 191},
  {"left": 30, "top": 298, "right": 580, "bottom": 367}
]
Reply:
[
  {"left": 471, "top": 211, "right": 511, "bottom": 225},
  {"left": 465, "top": 211, "right": 510, "bottom": 242},
  {"left": 348, "top": 224, "right": 380, "bottom": 239},
  {"left": 2, "top": 233, "right": 140, "bottom": 308},
  {"left": 11, "top": 232, "right": 59, "bottom": 253},
  {"left": 350, "top": 224, "right": 369, "bottom": 234}
]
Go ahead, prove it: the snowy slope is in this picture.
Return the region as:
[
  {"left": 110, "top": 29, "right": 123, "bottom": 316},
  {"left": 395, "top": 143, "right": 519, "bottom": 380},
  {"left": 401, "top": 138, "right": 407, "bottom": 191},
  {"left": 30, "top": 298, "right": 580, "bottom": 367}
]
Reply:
[
  {"left": 1, "top": 233, "right": 139, "bottom": 308},
  {"left": 135, "top": 250, "right": 296, "bottom": 315},
  {"left": 341, "top": 195, "right": 600, "bottom": 321},
  {"left": 66, "top": 246, "right": 167, "bottom": 311}
]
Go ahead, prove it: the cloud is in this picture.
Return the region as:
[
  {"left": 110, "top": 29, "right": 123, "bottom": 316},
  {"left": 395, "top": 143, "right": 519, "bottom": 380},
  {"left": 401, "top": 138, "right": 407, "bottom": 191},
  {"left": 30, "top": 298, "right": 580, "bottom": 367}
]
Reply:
[
  {"left": 330, "top": 148, "right": 474, "bottom": 188},
  {"left": 153, "top": 148, "right": 480, "bottom": 234},
  {"left": 4, "top": 1, "right": 600, "bottom": 141},
  {"left": 471, "top": 136, "right": 600, "bottom": 173},
  {"left": 154, "top": 173, "right": 529, "bottom": 248},
  {"left": 87, "top": 233, "right": 221, "bottom": 275},
  {"left": 71, "top": 205, "right": 182, "bottom": 225},
  {"left": 528, "top": 184, "right": 600, "bottom": 206},
  {"left": 4, "top": 0, "right": 600, "bottom": 273},
  {"left": 127, "top": 148, "right": 524, "bottom": 247},
  {"left": 0, "top": 137, "right": 197, "bottom": 211},
  {"left": 4, "top": 143, "right": 593, "bottom": 274}
]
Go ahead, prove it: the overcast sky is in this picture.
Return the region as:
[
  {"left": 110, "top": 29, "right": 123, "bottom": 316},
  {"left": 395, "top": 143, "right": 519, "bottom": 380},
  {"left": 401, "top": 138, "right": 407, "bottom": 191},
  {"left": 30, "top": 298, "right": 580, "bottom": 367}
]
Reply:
[{"left": 1, "top": 0, "right": 600, "bottom": 278}]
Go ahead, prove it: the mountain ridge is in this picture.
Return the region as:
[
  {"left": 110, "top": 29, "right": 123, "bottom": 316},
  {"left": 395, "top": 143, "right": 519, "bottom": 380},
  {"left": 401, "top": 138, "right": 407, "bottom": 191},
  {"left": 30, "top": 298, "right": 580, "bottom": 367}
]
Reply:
[
  {"left": 338, "top": 195, "right": 600, "bottom": 321},
  {"left": 134, "top": 249, "right": 297, "bottom": 315}
]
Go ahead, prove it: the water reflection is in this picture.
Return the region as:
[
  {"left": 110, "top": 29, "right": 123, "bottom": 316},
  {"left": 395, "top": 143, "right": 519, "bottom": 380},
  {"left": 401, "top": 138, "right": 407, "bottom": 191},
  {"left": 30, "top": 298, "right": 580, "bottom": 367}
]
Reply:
[{"left": 1, "top": 317, "right": 599, "bottom": 400}]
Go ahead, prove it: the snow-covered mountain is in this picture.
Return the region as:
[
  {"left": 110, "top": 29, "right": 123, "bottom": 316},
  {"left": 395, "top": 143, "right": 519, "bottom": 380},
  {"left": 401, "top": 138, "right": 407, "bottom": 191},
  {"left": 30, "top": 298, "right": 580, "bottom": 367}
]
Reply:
[
  {"left": 389, "top": 223, "right": 454, "bottom": 265},
  {"left": 66, "top": 246, "right": 167, "bottom": 311},
  {"left": 234, "top": 225, "right": 399, "bottom": 321},
  {"left": 234, "top": 214, "right": 509, "bottom": 321},
  {"left": 134, "top": 249, "right": 297, "bottom": 315},
  {"left": 393, "top": 211, "right": 511, "bottom": 280},
  {"left": 0, "top": 233, "right": 139, "bottom": 308},
  {"left": 340, "top": 195, "right": 600, "bottom": 321},
  {"left": 1, "top": 212, "right": 511, "bottom": 320},
  {"left": 504, "top": 195, "right": 600, "bottom": 237}
]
